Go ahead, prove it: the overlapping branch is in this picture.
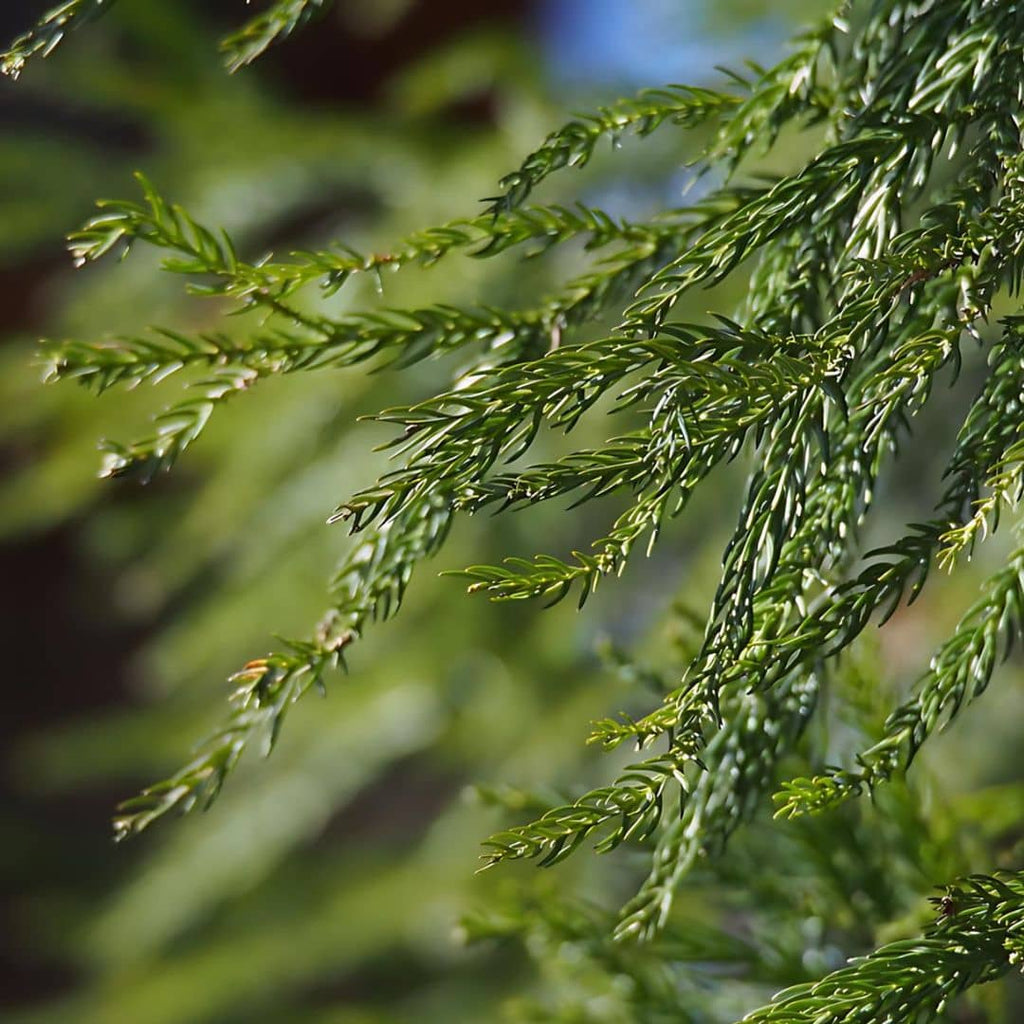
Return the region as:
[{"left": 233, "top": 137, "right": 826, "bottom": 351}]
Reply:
[{"left": 738, "top": 872, "right": 1024, "bottom": 1024}]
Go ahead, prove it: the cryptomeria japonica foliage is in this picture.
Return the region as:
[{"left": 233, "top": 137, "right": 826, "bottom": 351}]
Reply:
[{"left": 7, "top": 0, "right": 1024, "bottom": 1020}]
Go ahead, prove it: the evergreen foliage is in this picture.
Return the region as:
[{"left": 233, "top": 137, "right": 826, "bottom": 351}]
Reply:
[{"left": 6, "top": 0, "right": 1024, "bottom": 1020}]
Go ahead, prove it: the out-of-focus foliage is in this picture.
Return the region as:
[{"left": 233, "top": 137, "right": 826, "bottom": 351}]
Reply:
[{"left": 3, "top": 1, "right": 1024, "bottom": 1023}]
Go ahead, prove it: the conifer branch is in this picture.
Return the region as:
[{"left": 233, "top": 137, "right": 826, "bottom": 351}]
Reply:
[
  {"left": 938, "top": 325, "right": 1024, "bottom": 568},
  {"left": 615, "top": 669, "right": 820, "bottom": 942},
  {"left": 98, "top": 366, "right": 260, "bottom": 482},
  {"left": 488, "top": 86, "right": 741, "bottom": 214},
  {"left": 776, "top": 545, "right": 1024, "bottom": 819},
  {"left": 591, "top": 183, "right": 1024, "bottom": 755},
  {"left": 455, "top": 333, "right": 851, "bottom": 605},
  {"left": 607, "top": 307, "right": 969, "bottom": 936},
  {"left": 487, "top": 322, "right": 962, "bottom": 874},
  {"left": 68, "top": 174, "right": 680, "bottom": 309},
  {"left": 112, "top": 636, "right": 344, "bottom": 840},
  {"left": 0, "top": 0, "right": 115, "bottom": 79},
  {"left": 608, "top": 337, "right": 909, "bottom": 939},
  {"left": 113, "top": 495, "right": 451, "bottom": 838},
  {"left": 338, "top": 319, "right": 848, "bottom": 541},
  {"left": 738, "top": 872, "right": 1024, "bottom": 1024},
  {"left": 588, "top": 321, "right": 963, "bottom": 749},
  {"left": 45, "top": 183, "right": 756, "bottom": 402},
  {"left": 43, "top": 185, "right": 756, "bottom": 479},
  {"left": 1, "top": 0, "right": 340, "bottom": 78},
  {"left": 774, "top": 325, "right": 1024, "bottom": 817},
  {"left": 625, "top": 130, "right": 914, "bottom": 332},
  {"left": 479, "top": 744, "right": 703, "bottom": 870},
  {"left": 540, "top": 306, "right": 1009, "bottom": 889},
  {"left": 489, "top": 0, "right": 851, "bottom": 216},
  {"left": 220, "top": 0, "right": 330, "bottom": 72},
  {"left": 41, "top": 311, "right": 543, "bottom": 395},
  {"left": 708, "top": 10, "right": 840, "bottom": 168}
]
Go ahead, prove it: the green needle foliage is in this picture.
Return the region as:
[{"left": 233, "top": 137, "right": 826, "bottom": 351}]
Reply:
[
  {"left": 219, "top": 0, "right": 328, "bottom": 71},
  {"left": 1, "top": 0, "right": 330, "bottom": 77},
  {"left": 0, "top": 0, "right": 113, "bottom": 78},
  {"left": 8, "top": 0, "right": 1024, "bottom": 1020},
  {"left": 738, "top": 873, "right": 1024, "bottom": 1024}
]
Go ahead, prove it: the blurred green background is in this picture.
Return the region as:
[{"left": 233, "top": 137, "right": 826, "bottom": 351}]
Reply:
[{"left": 3, "top": 2, "right": 1023, "bottom": 1021}]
